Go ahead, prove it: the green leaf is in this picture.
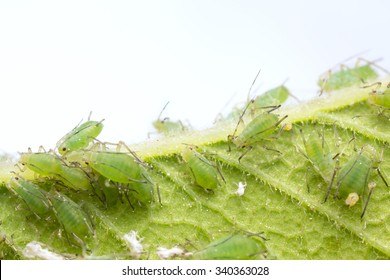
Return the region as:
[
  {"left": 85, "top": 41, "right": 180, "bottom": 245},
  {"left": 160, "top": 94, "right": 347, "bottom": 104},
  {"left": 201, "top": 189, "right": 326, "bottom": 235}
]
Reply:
[{"left": 1, "top": 77, "right": 390, "bottom": 259}]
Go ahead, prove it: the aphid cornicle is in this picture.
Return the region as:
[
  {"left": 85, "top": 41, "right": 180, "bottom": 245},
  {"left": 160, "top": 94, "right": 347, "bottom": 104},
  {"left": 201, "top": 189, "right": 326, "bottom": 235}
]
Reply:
[
  {"left": 56, "top": 117, "right": 104, "bottom": 155},
  {"left": 333, "top": 145, "right": 388, "bottom": 218},
  {"left": 318, "top": 58, "right": 380, "bottom": 94},
  {"left": 7, "top": 176, "right": 51, "bottom": 219},
  {"left": 49, "top": 191, "right": 94, "bottom": 244},
  {"left": 181, "top": 146, "right": 225, "bottom": 192},
  {"left": 193, "top": 233, "right": 267, "bottom": 260}
]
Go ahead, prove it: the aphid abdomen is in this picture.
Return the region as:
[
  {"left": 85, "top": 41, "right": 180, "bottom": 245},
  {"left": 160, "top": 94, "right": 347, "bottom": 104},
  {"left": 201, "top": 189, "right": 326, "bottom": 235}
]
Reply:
[
  {"left": 56, "top": 165, "right": 92, "bottom": 191},
  {"left": 195, "top": 234, "right": 264, "bottom": 260},
  {"left": 187, "top": 155, "right": 218, "bottom": 190},
  {"left": 19, "top": 153, "right": 63, "bottom": 176},
  {"left": 254, "top": 85, "right": 290, "bottom": 107},
  {"left": 130, "top": 182, "right": 154, "bottom": 204},
  {"left": 337, "top": 153, "right": 371, "bottom": 199},
  {"left": 234, "top": 113, "right": 279, "bottom": 148},
  {"left": 57, "top": 120, "right": 104, "bottom": 155},
  {"left": 85, "top": 152, "right": 142, "bottom": 184},
  {"left": 8, "top": 177, "right": 51, "bottom": 218},
  {"left": 50, "top": 192, "right": 94, "bottom": 241}
]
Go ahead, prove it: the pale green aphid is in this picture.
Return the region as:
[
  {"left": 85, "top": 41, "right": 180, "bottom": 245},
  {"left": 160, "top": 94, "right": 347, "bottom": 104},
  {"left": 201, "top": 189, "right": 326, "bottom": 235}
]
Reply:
[
  {"left": 19, "top": 148, "right": 91, "bottom": 191},
  {"left": 299, "top": 129, "right": 338, "bottom": 194},
  {"left": 332, "top": 145, "right": 388, "bottom": 218},
  {"left": 56, "top": 117, "right": 104, "bottom": 155},
  {"left": 7, "top": 176, "right": 51, "bottom": 219},
  {"left": 252, "top": 85, "right": 292, "bottom": 108},
  {"left": 228, "top": 101, "right": 288, "bottom": 162},
  {"left": 152, "top": 102, "right": 188, "bottom": 136},
  {"left": 193, "top": 233, "right": 267, "bottom": 260},
  {"left": 19, "top": 148, "right": 63, "bottom": 176},
  {"left": 365, "top": 82, "right": 390, "bottom": 109},
  {"left": 181, "top": 145, "right": 225, "bottom": 192},
  {"left": 49, "top": 191, "right": 94, "bottom": 245},
  {"left": 318, "top": 58, "right": 381, "bottom": 94}
]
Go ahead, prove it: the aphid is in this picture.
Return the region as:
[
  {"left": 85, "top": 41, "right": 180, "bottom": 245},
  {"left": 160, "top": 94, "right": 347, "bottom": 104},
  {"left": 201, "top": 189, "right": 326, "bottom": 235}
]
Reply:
[
  {"left": 228, "top": 102, "right": 288, "bottom": 162},
  {"left": 332, "top": 145, "right": 388, "bottom": 218},
  {"left": 49, "top": 191, "right": 95, "bottom": 245},
  {"left": 193, "top": 233, "right": 267, "bottom": 260},
  {"left": 19, "top": 148, "right": 91, "bottom": 191},
  {"left": 19, "top": 148, "right": 63, "bottom": 176},
  {"left": 56, "top": 114, "right": 104, "bottom": 155},
  {"left": 152, "top": 102, "right": 188, "bottom": 136},
  {"left": 7, "top": 176, "right": 51, "bottom": 219},
  {"left": 299, "top": 128, "right": 338, "bottom": 194},
  {"left": 365, "top": 82, "right": 390, "bottom": 109},
  {"left": 181, "top": 145, "right": 225, "bottom": 192},
  {"left": 251, "top": 84, "right": 298, "bottom": 110},
  {"left": 83, "top": 143, "right": 155, "bottom": 207},
  {"left": 317, "top": 58, "right": 385, "bottom": 94}
]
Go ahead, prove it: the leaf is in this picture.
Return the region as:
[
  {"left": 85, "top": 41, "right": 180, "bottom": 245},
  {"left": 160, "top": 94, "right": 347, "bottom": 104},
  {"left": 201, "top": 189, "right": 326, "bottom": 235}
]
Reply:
[{"left": 1, "top": 77, "right": 390, "bottom": 260}]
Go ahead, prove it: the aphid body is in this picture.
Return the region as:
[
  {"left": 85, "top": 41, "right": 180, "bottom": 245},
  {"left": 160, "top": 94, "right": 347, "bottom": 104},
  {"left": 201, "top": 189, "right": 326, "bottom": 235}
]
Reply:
[
  {"left": 367, "top": 83, "right": 390, "bottom": 109},
  {"left": 318, "top": 64, "right": 378, "bottom": 93},
  {"left": 334, "top": 145, "right": 388, "bottom": 218},
  {"left": 194, "top": 233, "right": 266, "bottom": 260},
  {"left": 7, "top": 176, "right": 51, "bottom": 218},
  {"left": 57, "top": 120, "right": 103, "bottom": 155},
  {"left": 49, "top": 191, "right": 94, "bottom": 242},
  {"left": 253, "top": 85, "right": 291, "bottom": 108},
  {"left": 181, "top": 146, "right": 220, "bottom": 192},
  {"left": 19, "top": 151, "right": 63, "bottom": 176}
]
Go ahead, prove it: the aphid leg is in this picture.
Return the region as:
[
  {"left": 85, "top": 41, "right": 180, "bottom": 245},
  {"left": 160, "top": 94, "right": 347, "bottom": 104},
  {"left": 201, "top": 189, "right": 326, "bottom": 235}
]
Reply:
[
  {"left": 238, "top": 146, "right": 253, "bottom": 162},
  {"left": 323, "top": 159, "right": 339, "bottom": 203},
  {"left": 156, "top": 184, "right": 162, "bottom": 205},
  {"left": 361, "top": 182, "right": 376, "bottom": 219},
  {"left": 123, "top": 190, "right": 135, "bottom": 210}
]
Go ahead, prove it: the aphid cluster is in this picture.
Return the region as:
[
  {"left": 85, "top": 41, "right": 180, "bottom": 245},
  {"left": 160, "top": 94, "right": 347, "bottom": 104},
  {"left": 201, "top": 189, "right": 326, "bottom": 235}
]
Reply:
[{"left": 6, "top": 115, "right": 157, "bottom": 247}]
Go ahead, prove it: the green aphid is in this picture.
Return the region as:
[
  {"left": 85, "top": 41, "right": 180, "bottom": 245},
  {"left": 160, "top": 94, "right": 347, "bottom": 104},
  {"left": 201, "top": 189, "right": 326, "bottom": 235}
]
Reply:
[
  {"left": 253, "top": 85, "right": 291, "bottom": 108},
  {"left": 366, "top": 82, "right": 390, "bottom": 109},
  {"left": 19, "top": 148, "right": 63, "bottom": 176},
  {"left": 300, "top": 129, "right": 338, "bottom": 194},
  {"left": 91, "top": 174, "right": 120, "bottom": 207},
  {"left": 7, "top": 176, "right": 51, "bottom": 219},
  {"left": 83, "top": 150, "right": 145, "bottom": 185},
  {"left": 19, "top": 148, "right": 91, "bottom": 191},
  {"left": 318, "top": 62, "right": 378, "bottom": 94},
  {"left": 333, "top": 145, "right": 388, "bottom": 218},
  {"left": 152, "top": 102, "right": 188, "bottom": 136},
  {"left": 228, "top": 102, "right": 288, "bottom": 161},
  {"left": 56, "top": 118, "right": 104, "bottom": 155},
  {"left": 181, "top": 146, "right": 225, "bottom": 192},
  {"left": 49, "top": 191, "right": 94, "bottom": 244},
  {"left": 193, "top": 233, "right": 267, "bottom": 260}
]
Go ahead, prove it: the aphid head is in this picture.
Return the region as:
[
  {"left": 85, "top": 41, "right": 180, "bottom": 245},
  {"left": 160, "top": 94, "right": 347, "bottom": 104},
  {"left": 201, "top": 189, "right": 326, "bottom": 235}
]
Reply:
[{"left": 345, "top": 192, "right": 359, "bottom": 207}]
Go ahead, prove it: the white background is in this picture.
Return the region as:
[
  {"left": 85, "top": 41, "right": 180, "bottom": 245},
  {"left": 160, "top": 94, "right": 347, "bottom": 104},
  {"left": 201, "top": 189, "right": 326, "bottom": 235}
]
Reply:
[{"left": 1, "top": 0, "right": 389, "bottom": 155}]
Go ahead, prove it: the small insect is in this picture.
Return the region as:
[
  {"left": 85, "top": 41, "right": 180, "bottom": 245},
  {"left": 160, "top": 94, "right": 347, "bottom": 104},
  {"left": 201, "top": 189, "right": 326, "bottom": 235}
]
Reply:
[
  {"left": 331, "top": 145, "right": 388, "bottom": 218},
  {"left": 299, "top": 128, "right": 338, "bottom": 194},
  {"left": 48, "top": 191, "right": 95, "bottom": 245},
  {"left": 235, "top": 182, "right": 247, "bottom": 196},
  {"left": 193, "top": 232, "right": 267, "bottom": 260},
  {"left": 19, "top": 148, "right": 63, "bottom": 176},
  {"left": 152, "top": 102, "right": 188, "bottom": 136},
  {"left": 251, "top": 84, "right": 298, "bottom": 110},
  {"left": 83, "top": 142, "right": 155, "bottom": 207},
  {"left": 56, "top": 114, "right": 104, "bottom": 155},
  {"left": 181, "top": 145, "right": 225, "bottom": 192},
  {"left": 7, "top": 176, "right": 51, "bottom": 219},
  {"left": 228, "top": 102, "right": 288, "bottom": 162},
  {"left": 19, "top": 148, "right": 91, "bottom": 191},
  {"left": 317, "top": 58, "right": 386, "bottom": 95},
  {"left": 364, "top": 82, "right": 390, "bottom": 110}
]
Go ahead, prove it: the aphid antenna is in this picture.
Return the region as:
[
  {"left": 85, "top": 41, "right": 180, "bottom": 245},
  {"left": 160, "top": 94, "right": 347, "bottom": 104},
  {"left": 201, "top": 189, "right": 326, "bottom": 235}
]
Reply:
[
  {"left": 117, "top": 141, "right": 150, "bottom": 168},
  {"left": 246, "top": 68, "right": 262, "bottom": 101},
  {"left": 322, "top": 160, "right": 340, "bottom": 203},
  {"left": 157, "top": 101, "right": 170, "bottom": 121}
]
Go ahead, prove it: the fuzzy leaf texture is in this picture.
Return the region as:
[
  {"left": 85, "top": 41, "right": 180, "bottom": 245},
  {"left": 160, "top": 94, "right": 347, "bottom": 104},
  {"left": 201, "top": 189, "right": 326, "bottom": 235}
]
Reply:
[{"left": 1, "top": 76, "right": 390, "bottom": 260}]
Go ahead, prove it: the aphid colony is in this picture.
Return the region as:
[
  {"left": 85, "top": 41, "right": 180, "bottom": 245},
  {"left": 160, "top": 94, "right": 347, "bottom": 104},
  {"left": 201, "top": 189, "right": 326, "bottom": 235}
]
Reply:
[
  {"left": 3, "top": 57, "right": 389, "bottom": 259},
  {"left": 6, "top": 117, "right": 158, "bottom": 247}
]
